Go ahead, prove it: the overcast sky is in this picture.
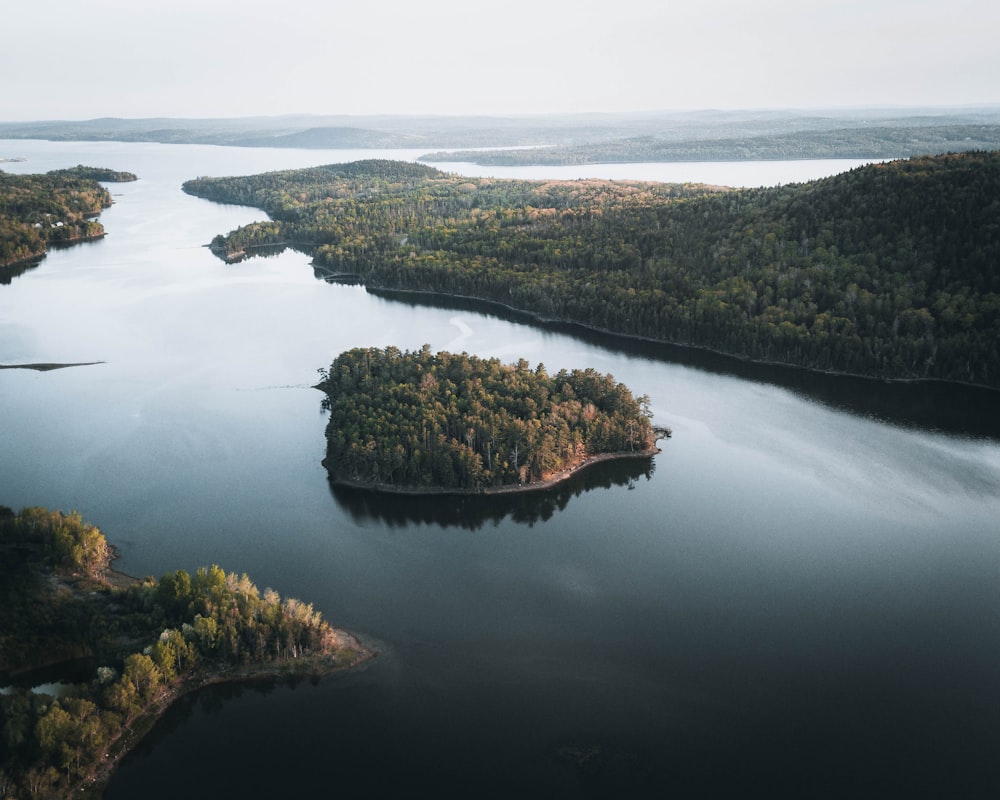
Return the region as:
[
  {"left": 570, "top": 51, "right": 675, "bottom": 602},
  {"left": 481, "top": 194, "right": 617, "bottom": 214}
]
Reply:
[{"left": 3, "top": 0, "right": 997, "bottom": 121}]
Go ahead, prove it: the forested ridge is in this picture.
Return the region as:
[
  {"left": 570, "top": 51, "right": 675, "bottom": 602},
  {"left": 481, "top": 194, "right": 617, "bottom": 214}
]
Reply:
[
  {"left": 0, "top": 506, "right": 368, "bottom": 799},
  {"left": 317, "top": 346, "right": 658, "bottom": 492},
  {"left": 185, "top": 153, "right": 1000, "bottom": 388},
  {"left": 0, "top": 166, "right": 136, "bottom": 275}
]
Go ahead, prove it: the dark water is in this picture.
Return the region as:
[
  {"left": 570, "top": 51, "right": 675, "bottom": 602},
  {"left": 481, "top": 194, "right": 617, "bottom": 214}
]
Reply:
[{"left": 1, "top": 141, "right": 998, "bottom": 798}]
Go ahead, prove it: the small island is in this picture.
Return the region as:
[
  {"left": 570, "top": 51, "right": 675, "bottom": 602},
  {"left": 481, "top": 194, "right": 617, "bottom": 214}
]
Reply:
[
  {"left": 0, "top": 506, "right": 372, "bottom": 799},
  {"left": 45, "top": 166, "right": 138, "bottom": 184},
  {"left": 317, "top": 346, "right": 663, "bottom": 494}
]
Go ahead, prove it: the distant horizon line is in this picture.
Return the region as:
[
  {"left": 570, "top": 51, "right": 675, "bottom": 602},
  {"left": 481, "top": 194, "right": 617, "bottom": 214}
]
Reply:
[{"left": 2, "top": 103, "right": 1000, "bottom": 125}]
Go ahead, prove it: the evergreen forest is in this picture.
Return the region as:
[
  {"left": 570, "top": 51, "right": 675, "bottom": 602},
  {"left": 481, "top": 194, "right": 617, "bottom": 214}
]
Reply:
[
  {"left": 184, "top": 153, "right": 1000, "bottom": 389},
  {"left": 0, "top": 506, "right": 367, "bottom": 799},
  {"left": 0, "top": 166, "right": 136, "bottom": 275},
  {"left": 317, "top": 346, "right": 658, "bottom": 492}
]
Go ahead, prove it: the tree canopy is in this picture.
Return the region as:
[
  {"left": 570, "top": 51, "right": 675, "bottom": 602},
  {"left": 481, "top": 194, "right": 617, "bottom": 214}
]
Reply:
[
  {"left": 186, "top": 153, "right": 1000, "bottom": 388},
  {"left": 0, "top": 166, "right": 136, "bottom": 276},
  {"left": 317, "top": 346, "right": 657, "bottom": 492},
  {"left": 0, "top": 506, "right": 367, "bottom": 799}
]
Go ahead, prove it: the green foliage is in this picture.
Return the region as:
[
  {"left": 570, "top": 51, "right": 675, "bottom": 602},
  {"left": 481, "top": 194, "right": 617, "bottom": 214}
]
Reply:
[
  {"left": 318, "top": 346, "right": 656, "bottom": 491},
  {"left": 0, "top": 166, "right": 132, "bottom": 272},
  {"left": 0, "top": 506, "right": 112, "bottom": 579},
  {"left": 35, "top": 697, "right": 116, "bottom": 778},
  {"left": 0, "top": 506, "right": 351, "bottom": 799},
  {"left": 187, "top": 153, "right": 1000, "bottom": 388}
]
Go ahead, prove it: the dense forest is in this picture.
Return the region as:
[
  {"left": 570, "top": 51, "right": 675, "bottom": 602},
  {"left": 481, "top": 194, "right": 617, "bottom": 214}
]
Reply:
[
  {"left": 317, "top": 346, "right": 659, "bottom": 492},
  {"left": 0, "top": 506, "right": 368, "bottom": 799},
  {"left": 0, "top": 166, "right": 136, "bottom": 275},
  {"left": 184, "top": 154, "right": 1000, "bottom": 388}
]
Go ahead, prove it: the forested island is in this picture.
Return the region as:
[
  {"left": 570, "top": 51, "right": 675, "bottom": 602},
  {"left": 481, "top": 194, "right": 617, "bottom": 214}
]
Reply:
[
  {"left": 0, "top": 166, "right": 136, "bottom": 276},
  {"left": 184, "top": 153, "right": 1000, "bottom": 389},
  {"left": 0, "top": 506, "right": 371, "bottom": 799},
  {"left": 317, "top": 347, "right": 660, "bottom": 493}
]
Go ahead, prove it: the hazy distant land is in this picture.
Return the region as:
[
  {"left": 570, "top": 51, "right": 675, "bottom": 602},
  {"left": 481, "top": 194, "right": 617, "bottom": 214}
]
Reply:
[{"left": 2, "top": 108, "right": 999, "bottom": 163}]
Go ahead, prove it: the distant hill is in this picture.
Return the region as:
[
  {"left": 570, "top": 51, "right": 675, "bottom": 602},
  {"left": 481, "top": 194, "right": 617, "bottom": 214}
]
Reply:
[
  {"left": 3, "top": 107, "right": 1000, "bottom": 159},
  {"left": 231, "top": 126, "right": 426, "bottom": 149}
]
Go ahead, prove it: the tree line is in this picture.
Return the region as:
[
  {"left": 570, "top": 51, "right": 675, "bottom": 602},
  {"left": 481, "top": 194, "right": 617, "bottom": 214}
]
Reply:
[
  {"left": 184, "top": 153, "right": 1000, "bottom": 388},
  {"left": 420, "top": 124, "right": 1000, "bottom": 166},
  {"left": 317, "top": 346, "right": 657, "bottom": 491},
  {"left": 0, "top": 166, "right": 136, "bottom": 274},
  {"left": 0, "top": 506, "right": 362, "bottom": 799}
]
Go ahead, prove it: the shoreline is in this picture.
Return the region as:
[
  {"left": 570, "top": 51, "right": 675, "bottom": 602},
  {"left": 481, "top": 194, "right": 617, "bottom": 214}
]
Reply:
[
  {"left": 81, "top": 638, "right": 375, "bottom": 797},
  {"left": 0, "top": 252, "right": 46, "bottom": 272},
  {"left": 0, "top": 232, "right": 108, "bottom": 272},
  {"left": 4, "top": 549, "right": 376, "bottom": 798},
  {"left": 325, "top": 446, "right": 663, "bottom": 497},
  {"left": 357, "top": 284, "right": 1000, "bottom": 394}
]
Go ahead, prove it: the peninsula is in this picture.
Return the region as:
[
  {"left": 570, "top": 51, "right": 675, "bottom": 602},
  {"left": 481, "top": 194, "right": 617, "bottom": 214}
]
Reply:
[
  {"left": 317, "top": 346, "right": 661, "bottom": 493},
  {"left": 0, "top": 506, "right": 372, "bottom": 799},
  {"left": 0, "top": 165, "right": 136, "bottom": 273},
  {"left": 184, "top": 153, "right": 1000, "bottom": 389}
]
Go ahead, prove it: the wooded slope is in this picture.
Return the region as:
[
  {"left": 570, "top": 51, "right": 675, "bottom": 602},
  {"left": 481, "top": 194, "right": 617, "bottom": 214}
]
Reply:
[{"left": 185, "top": 153, "right": 1000, "bottom": 388}]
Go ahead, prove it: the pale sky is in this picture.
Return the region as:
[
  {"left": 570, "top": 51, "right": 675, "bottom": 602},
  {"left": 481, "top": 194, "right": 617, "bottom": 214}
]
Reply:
[{"left": 2, "top": 0, "right": 997, "bottom": 121}]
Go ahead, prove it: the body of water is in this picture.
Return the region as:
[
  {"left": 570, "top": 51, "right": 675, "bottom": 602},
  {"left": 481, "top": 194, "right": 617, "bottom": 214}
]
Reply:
[{"left": 1, "top": 141, "right": 998, "bottom": 798}]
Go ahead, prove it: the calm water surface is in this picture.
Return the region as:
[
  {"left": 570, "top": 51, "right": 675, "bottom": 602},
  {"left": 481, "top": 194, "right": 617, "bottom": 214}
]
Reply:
[{"left": 2, "top": 141, "right": 998, "bottom": 798}]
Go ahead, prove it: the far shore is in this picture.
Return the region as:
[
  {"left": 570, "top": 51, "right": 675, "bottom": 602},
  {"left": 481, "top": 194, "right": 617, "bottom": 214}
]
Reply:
[{"left": 325, "top": 445, "right": 665, "bottom": 497}]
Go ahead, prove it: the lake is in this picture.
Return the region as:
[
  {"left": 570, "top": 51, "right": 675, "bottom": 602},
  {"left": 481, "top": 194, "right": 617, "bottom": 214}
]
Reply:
[{"left": 2, "top": 140, "right": 998, "bottom": 798}]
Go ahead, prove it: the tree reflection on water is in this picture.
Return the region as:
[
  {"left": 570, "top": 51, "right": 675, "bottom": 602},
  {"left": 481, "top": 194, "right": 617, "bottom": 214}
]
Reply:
[{"left": 328, "top": 458, "right": 656, "bottom": 529}]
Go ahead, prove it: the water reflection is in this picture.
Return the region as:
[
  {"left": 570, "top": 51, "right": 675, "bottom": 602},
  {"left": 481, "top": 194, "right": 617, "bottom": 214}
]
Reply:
[
  {"left": 224, "top": 243, "right": 295, "bottom": 263},
  {"left": 121, "top": 677, "right": 290, "bottom": 762},
  {"left": 364, "top": 287, "right": 1000, "bottom": 440},
  {"left": 328, "top": 457, "right": 656, "bottom": 529},
  {"left": 0, "top": 658, "right": 96, "bottom": 698},
  {"left": 0, "top": 258, "right": 42, "bottom": 285}
]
